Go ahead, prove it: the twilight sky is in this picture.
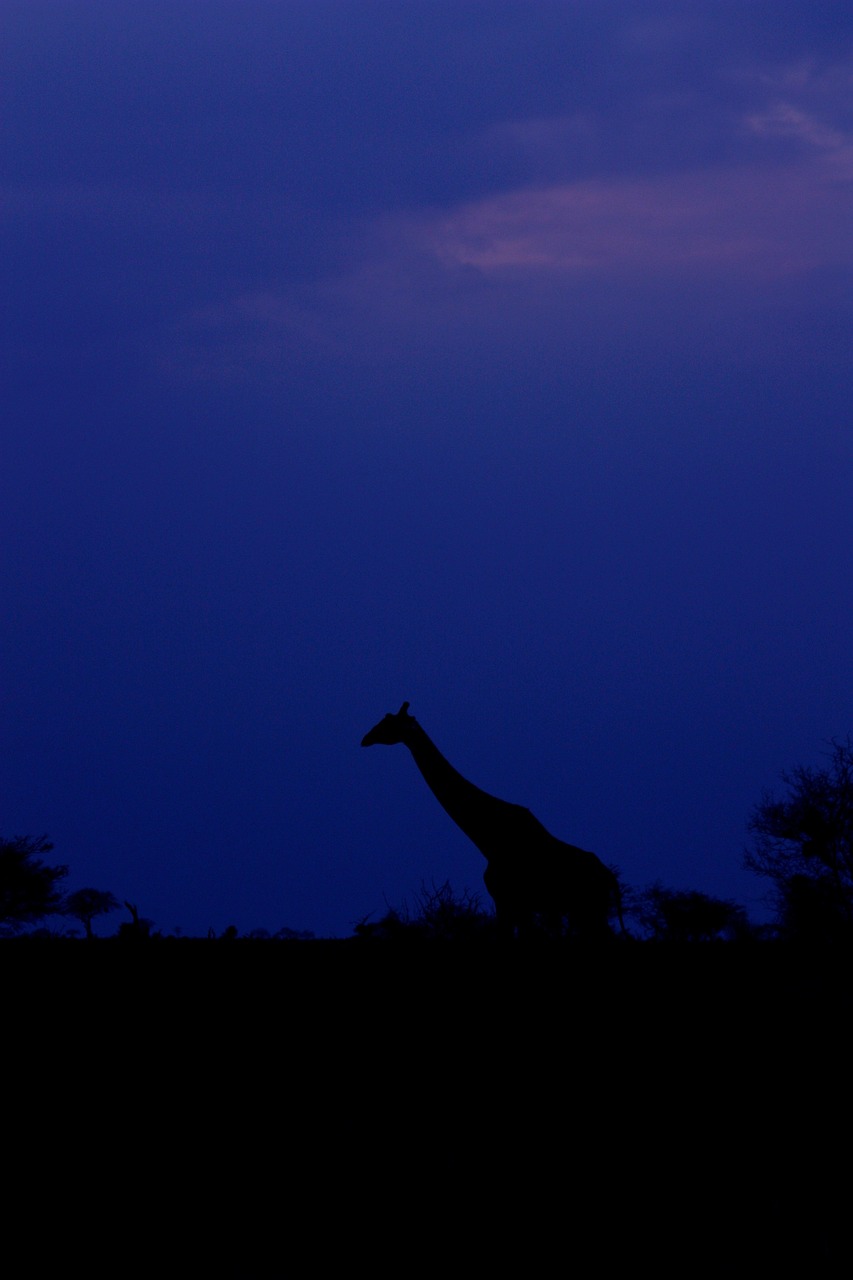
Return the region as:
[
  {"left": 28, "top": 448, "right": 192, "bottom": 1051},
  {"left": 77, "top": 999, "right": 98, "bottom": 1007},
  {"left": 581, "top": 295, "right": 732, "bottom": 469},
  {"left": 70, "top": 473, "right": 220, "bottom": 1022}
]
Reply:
[{"left": 3, "top": 1, "right": 851, "bottom": 937}]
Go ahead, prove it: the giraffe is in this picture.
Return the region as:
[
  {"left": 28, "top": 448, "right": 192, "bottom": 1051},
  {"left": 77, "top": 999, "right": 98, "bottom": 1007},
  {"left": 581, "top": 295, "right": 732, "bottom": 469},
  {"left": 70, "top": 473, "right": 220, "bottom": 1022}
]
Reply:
[{"left": 361, "top": 702, "right": 624, "bottom": 939}]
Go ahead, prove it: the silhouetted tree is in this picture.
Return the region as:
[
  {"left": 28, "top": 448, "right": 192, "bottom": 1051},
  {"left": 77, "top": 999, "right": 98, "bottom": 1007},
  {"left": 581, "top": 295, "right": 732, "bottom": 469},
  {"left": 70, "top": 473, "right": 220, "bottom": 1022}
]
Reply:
[
  {"left": 635, "top": 883, "right": 751, "bottom": 942},
  {"left": 64, "top": 888, "right": 120, "bottom": 939},
  {"left": 0, "top": 835, "right": 68, "bottom": 934},
  {"left": 746, "top": 738, "right": 853, "bottom": 939}
]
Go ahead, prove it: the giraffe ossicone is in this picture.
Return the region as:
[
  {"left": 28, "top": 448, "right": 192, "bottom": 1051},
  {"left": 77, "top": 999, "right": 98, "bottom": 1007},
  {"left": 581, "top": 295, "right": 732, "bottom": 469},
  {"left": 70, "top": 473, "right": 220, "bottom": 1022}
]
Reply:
[{"left": 361, "top": 702, "right": 624, "bottom": 939}]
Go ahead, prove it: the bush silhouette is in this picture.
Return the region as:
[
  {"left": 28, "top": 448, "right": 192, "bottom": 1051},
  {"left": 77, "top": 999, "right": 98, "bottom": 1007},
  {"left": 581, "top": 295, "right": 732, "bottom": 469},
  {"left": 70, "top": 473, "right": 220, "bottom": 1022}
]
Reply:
[{"left": 356, "top": 881, "right": 495, "bottom": 942}]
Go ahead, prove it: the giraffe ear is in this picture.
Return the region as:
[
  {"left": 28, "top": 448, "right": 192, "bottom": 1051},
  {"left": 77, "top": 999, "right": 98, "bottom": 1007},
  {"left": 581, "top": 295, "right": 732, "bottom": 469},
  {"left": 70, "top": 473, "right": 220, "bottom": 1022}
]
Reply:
[{"left": 398, "top": 701, "right": 411, "bottom": 717}]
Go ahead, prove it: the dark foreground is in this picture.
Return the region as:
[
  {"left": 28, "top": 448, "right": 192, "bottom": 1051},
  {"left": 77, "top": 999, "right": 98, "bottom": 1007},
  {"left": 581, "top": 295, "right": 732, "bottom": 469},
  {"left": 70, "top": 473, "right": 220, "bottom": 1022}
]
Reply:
[{"left": 6, "top": 940, "right": 849, "bottom": 1273}]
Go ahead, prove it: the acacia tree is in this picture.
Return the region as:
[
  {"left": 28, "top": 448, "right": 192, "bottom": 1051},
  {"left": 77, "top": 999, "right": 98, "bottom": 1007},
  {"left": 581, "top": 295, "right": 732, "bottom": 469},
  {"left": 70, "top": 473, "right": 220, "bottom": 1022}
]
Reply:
[
  {"left": 0, "top": 835, "right": 68, "bottom": 934},
  {"left": 746, "top": 738, "right": 853, "bottom": 939},
  {"left": 65, "top": 888, "right": 121, "bottom": 939}
]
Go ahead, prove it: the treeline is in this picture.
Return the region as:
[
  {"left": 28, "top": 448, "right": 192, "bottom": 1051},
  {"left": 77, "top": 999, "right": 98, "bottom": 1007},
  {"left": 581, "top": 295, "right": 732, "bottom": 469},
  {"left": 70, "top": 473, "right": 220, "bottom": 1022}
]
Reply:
[{"left": 4, "top": 737, "right": 853, "bottom": 942}]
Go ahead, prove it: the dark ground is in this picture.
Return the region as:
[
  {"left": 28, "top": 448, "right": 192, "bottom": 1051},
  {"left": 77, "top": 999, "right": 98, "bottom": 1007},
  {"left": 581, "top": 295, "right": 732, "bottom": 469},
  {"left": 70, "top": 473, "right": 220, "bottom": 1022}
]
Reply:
[{"left": 5, "top": 940, "right": 848, "bottom": 1273}]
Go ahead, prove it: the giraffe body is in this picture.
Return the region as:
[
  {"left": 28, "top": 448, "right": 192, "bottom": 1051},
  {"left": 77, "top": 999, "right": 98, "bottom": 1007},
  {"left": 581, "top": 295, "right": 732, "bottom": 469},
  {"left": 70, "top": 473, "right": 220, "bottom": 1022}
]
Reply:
[{"left": 361, "top": 703, "right": 623, "bottom": 939}]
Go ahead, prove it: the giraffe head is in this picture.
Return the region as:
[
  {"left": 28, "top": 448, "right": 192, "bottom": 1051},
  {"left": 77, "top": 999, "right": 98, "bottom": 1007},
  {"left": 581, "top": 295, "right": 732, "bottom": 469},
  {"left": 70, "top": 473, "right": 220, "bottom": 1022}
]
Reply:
[{"left": 361, "top": 702, "right": 414, "bottom": 747}]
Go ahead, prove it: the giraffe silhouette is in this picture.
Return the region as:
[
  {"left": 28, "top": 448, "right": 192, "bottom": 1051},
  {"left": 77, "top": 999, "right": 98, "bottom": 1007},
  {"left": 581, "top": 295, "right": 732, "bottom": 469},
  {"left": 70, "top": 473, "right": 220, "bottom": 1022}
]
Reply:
[{"left": 362, "top": 702, "right": 624, "bottom": 939}]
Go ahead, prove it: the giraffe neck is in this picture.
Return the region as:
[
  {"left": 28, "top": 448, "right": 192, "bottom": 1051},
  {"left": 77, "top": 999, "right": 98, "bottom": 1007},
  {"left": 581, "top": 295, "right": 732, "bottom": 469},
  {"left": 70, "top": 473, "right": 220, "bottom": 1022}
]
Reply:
[{"left": 404, "top": 720, "right": 509, "bottom": 856}]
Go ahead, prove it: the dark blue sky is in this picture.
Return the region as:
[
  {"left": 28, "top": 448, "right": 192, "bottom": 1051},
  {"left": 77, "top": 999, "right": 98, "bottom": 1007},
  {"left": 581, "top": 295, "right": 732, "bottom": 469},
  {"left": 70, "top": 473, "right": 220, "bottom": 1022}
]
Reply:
[{"left": 3, "top": 2, "right": 851, "bottom": 936}]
